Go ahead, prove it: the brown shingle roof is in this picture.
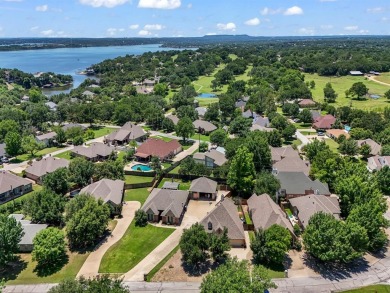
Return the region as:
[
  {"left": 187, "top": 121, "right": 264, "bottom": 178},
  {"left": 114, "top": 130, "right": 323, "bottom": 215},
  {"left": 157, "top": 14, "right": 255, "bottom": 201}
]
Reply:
[
  {"left": 80, "top": 179, "right": 124, "bottom": 206},
  {"left": 326, "top": 129, "right": 350, "bottom": 139},
  {"left": 25, "top": 157, "right": 69, "bottom": 178},
  {"left": 273, "top": 157, "right": 310, "bottom": 176},
  {"left": 0, "top": 171, "right": 31, "bottom": 194},
  {"left": 136, "top": 138, "right": 181, "bottom": 160},
  {"left": 357, "top": 139, "right": 381, "bottom": 156},
  {"left": 298, "top": 99, "right": 316, "bottom": 106},
  {"left": 271, "top": 146, "right": 300, "bottom": 162},
  {"left": 313, "top": 114, "right": 336, "bottom": 129},
  {"left": 189, "top": 177, "right": 217, "bottom": 194},
  {"left": 166, "top": 115, "right": 179, "bottom": 125},
  {"left": 72, "top": 142, "right": 115, "bottom": 159},
  {"left": 193, "top": 120, "right": 217, "bottom": 132}
]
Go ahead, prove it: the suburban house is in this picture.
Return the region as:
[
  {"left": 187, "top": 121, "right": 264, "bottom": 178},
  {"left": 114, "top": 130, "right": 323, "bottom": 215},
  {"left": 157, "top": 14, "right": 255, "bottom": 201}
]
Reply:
[
  {"left": 312, "top": 114, "right": 336, "bottom": 130},
  {"left": 62, "top": 123, "right": 87, "bottom": 132},
  {"left": 298, "top": 99, "right": 316, "bottom": 108},
  {"left": 9, "top": 214, "right": 47, "bottom": 252},
  {"left": 367, "top": 156, "right": 390, "bottom": 172},
  {"left": 135, "top": 138, "right": 182, "bottom": 162},
  {"left": 82, "top": 90, "right": 95, "bottom": 98},
  {"left": 242, "top": 109, "right": 259, "bottom": 119},
  {"left": 289, "top": 194, "right": 341, "bottom": 229},
  {"left": 326, "top": 129, "right": 350, "bottom": 140},
  {"left": 272, "top": 156, "right": 310, "bottom": 176},
  {"left": 349, "top": 70, "right": 364, "bottom": 76},
  {"left": 105, "top": 122, "right": 147, "bottom": 145},
  {"left": 80, "top": 179, "right": 125, "bottom": 214},
  {"left": 310, "top": 110, "right": 321, "bottom": 121},
  {"left": 271, "top": 146, "right": 300, "bottom": 163},
  {"left": 252, "top": 116, "right": 271, "bottom": 128},
  {"left": 189, "top": 177, "right": 218, "bottom": 200},
  {"left": 276, "top": 171, "right": 331, "bottom": 200},
  {"left": 71, "top": 142, "right": 115, "bottom": 162},
  {"left": 45, "top": 101, "right": 57, "bottom": 111},
  {"left": 235, "top": 99, "right": 247, "bottom": 111},
  {"left": 357, "top": 139, "right": 381, "bottom": 156},
  {"left": 247, "top": 193, "right": 294, "bottom": 234},
  {"left": 195, "top": 107, "right": 207, "bottom": 117},
  {"left": 193, "top": 148, "right": 227, "bottom": 168},
  {"left": 25, "top": 157, "right": 69, "bottom": 184},
  {"left": 0, "top": 171, "right": 33, "bottom": 204},
  {"left": 193, "top": 120, "right": 217, "bottom": 134},
  {"left": 250, "top": 124, "right": 276, "bottom": 132},
  {"left": 166, "top": 115, "right": 179, "bottom": 126},
  {"left": 142, "top": 188, "right": 189, "bottom": 225},
  {"left": 161, "top": 181, "right": 180, "bottom": 190},
  {"left": 35, "top": 131, "right": 56, "bottom": 147},
  {"left": 143, "top": 79, "right": 156, "bottom": 87},
  {"left": 200, "top": 197, "right": 246, "bottom": 248}
]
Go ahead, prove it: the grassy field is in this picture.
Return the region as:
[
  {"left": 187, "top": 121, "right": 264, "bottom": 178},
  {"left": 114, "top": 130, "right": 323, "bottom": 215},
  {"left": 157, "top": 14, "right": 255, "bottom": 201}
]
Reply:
[
  {"left": 306, "top": 73, "right": 390, "bottom": 111},
  {"left": 190, "top": 133, "right": 211, "bottom": 142},
  {"left": 4, "top": 251, "right": 89, "bottom": 285},
  {"left": 374, "top": 72, "right": 390, "bottom": 84},
  {"left": 124, "top": 188, "right": 150, "bottom": 205},
  {"left": 158, "top": 178, "right": 191, "bottom": 190},
  {"left": 124, "top": 175, "right": 154, "bottom": 184},
  {"left": 54, "top": 150, "right": 72, "bottom": 160},
  {"left": 197, "top": 97, "right": 219, "bottom": 107},
  {"left": 92, "top": 127, "right": 116, "bottom": 138},
  {"left": 147, "top": 245, "right": 179, "bottom": 282},
  {"left": 325, "top": 138, "right": 340, "bottom": 153},
  {"left": 99, "top": 222, "right": 175, "bottom": 273},
  {"left": 15, "top": 146, "right": 65, "bottom": 162},
  {"left": 341, "top": 285, "right": 390, "bottom": 293}
]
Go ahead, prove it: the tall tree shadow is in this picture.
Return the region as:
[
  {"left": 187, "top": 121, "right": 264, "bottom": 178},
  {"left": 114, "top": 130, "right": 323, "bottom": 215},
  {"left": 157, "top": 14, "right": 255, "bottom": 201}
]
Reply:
[
  {"left": 0, "top": 256, "right": 28, "bottom": 282},
  {"left": 33, "top": 254, "right": 69, "bottom": 277}
]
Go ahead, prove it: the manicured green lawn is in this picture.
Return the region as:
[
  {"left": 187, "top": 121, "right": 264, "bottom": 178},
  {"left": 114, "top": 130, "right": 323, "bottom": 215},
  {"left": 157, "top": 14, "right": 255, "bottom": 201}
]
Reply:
[
  {"left": 124, "top": 188, "right": 150, "bottom": 205},
  {"left": 283, "top": 139, "right": 301, "bottom": 148},
  {"left": 307, "top": 73, "right": 390, "bottom": 112},
  {"left": 92, "top": 127, "right": 116, "bottom": 138},
  {"left": 192, "top": 64, "right": 227, "bottom": 94},
  {"left": 150, "top": 135, "right": 172, "bottom": 142},
  {"left": 293, "top": 122, "right": 313, "bottom": 129},
  {"left": 147, "top": 245, "right": 180, "bottom": 282},
  {"left": 54, "top": 150, "right": 72, "bottom": 160},
  {"left": 190, "top": 133, "right": 211, "bottom": 142},
  {"left": 324, "top": 139, "right": 340, "bottom": 153},
  {"left": 168, "top": 166, "right": 180, "bottom": 174},
  {"left": 341, "top": 285, "right": 390, "bottom": 293},
  {"left": 124, "top": 175, "right": 154, "bottom": 184},
  {"left": 158, "top": 178, "right": 191, "bottom": 191},
  {"left": 197, "top": 97, "right": 219, "bottom": 107},
  {"left": 285, "top": 208, "right": 293, "bottom": 217},
  {"left": 15, "top": 146, "right": 65, "bottom": 162},
  {"left": 4, "top": 251, "right": 89, "bottom": 285},
  {"left": 99, "top": 222, "right": 175, "bottom": 273},
  {"left": 244, "top": 212, "right": 252, "bottom": 224}
]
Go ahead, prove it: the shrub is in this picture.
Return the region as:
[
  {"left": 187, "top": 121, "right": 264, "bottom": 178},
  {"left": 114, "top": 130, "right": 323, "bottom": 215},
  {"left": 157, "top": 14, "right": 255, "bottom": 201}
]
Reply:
[{"left": 135, "top": 209, "right": 148, "bottom": 227}]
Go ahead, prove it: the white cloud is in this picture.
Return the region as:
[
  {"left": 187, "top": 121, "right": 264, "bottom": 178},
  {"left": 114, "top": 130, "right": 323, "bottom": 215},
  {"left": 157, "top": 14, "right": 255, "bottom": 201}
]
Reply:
[
  {"left": 298, "top": 27, "right": 315, "bottom": 35},
  {"left": 40, "top": 29, "right": 54, "bottom": 36},
  {"left": 367, "top": 7, "right": 385, "bottom": 13},
  {"left": 138, "top": 0, "right": 181, "bottom": 9},
  {"left": 344, "top": 25, "right": 358, "bottom": 31},
  {"left": 206, "top": 32, "right": 216, "bottom": 36},
  {"left": 144, "top": 24, "right": 164, "bottom": 30},
  {"left": 79, "top": 0, "right": 129, "bottom": 8},
  {"left": 245, "top": 17, "right": 260, "bottom": 26},
  {"left": 138, "top": 29, "right": 151, "bottom": 36},
  {"left": 284, "top": 6, "right": 303, "bottom": 15},
  {"left": 320, "top": 25, "right": 333, "bottom": 30},
  {"left": 30, "top": 26, "right": 39, "bottom": 31},
  {"left": 107, "top": 27, "right": 125, "bottom": 35},
  {"left": 217, "top": 22, "right": 236, "bottom": 31},
  {"left": 35, "top": 4, "right": 48, "bottom": 11},
  {"left": 260, "top": 7, "right": 282, "bottom": 16},
  {"left": 359, "top": 29, "right": 369, "bottom": 34},
  {"left": 129, "top": 24, "right": 139, "bottom": 30}
]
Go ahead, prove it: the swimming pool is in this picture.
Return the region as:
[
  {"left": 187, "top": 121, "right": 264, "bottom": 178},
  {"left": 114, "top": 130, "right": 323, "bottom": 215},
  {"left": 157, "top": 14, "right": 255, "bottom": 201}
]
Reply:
[
  {"left": 197, "top": 93, "right": 216, "bottom": 98},
  {"left": 131, "top": 164, "right": 153, "bottom": 172}
]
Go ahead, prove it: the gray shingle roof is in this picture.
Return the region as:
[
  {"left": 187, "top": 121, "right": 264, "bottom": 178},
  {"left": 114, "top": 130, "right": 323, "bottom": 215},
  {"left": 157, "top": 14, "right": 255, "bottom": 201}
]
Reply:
[
  {"left": 273, "top": 157, "right": 310, "bottom": 176},
  {"left": 247, "top": 193, "right": 294, "bottom": 233},
  {"left": 200, "top": 198, "right": 245, "bottom": 240},
  {"left": 25, "top": 157, "right": 69, "bottom": 178},
  {"left": 193, "top": 120, "right": 217, "bottom": 133},
  {"left": 72, "top": 142, "right": 115, "bottom": 159},
  {"left": 9, "top": 214, "right": 47, "bottom": 246},
  {"left": 36, "top": 131, "right": 56, "bottom": 141},
  {"left": 62, "top": 124, "right": 87, "bottom": 131},
  {"left": 80, "top": 179, "right": 124, "bottom": 206},
  {"left": 357, "top": 139, "right": 381, "bottom": 156},
  {"left": 189, "top": 177, "right": 217, "bottom": 194},
  {"left": 195, "top": 107, "right": 207, "bottom": 117},
  {"left": 276, "top": 172, "right": 330, "bottom": 196},
  {"left": 289, "top": 195, "right": 340, "bottom": 228},
  {"left": 106, "top": 122, "right": 146, "bottom": 142},
  {"left": 166, "top": 115, "right": 179, "bottom": 125},
  {"left": 271, "top": 146, "right": 300, "bottom": 162},
  {"left": 193, "top": 149, "right": 227, "bottom": 167},
  {"left": 253, "top": 116, "right": 270, "bottom": 128},
  {"left": 142, "top": 188, "right": 189, "bottom": 218},
  {"left": 0, "top": 171, "right": 31, "bottom": 194}
]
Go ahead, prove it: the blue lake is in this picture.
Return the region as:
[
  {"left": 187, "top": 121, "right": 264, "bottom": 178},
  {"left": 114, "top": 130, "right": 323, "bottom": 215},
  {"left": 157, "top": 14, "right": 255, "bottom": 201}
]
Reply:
[{"left": 197, "top": 93, "right": 216, "bottom": 98}]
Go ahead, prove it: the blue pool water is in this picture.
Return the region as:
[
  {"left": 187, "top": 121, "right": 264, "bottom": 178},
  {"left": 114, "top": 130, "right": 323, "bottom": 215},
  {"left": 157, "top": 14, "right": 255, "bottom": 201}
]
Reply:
[
  {"left": 197, "top": 93, "right": 216, "bottom": 98},
  {"left": 131, "top": 164, "right": 153, "bottom": 172}
]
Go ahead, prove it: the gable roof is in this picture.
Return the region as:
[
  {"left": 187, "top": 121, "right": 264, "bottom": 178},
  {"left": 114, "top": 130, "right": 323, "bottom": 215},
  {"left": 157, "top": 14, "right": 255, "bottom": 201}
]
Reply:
[
  {"left": 273, "top": 157, "right": 310, "bottom": 176},
  {"left": 193, "top": 120, "right": 217, "bottom": 132},
  {"left": 357, "top": 139, "right": 381, "bottom": 156},
  {"left": 107, "top": 122, "right": 146, "bottom": 142},
  {"left": 271, "top": 146, "right": 300, "bottom": 162},
  {"left": 367, "top": 156, "right": 390, "bottom": 171},
  {"left": 253, "top": 116, "right": 270, "bottom": 128},
  {"left": 25, "top": 157, "right": 69, "bottom": 178},
  {"left": 310, "top": 110, "right": 321, "bottom": 121},
  {"left": 9, "top": 214, "right": 47, "bottom": 246},
  {"left": 136, "top": 138, "right": 181, "bottom": 160},
  {"left": 193, "top": 149, "right": 227, "bottom": 167},
  {"left": 200, "top": 198, "right": 245, "bottom": 240},
  {"left": 166, "top": 115, "right": 179, "bottom": 125},
  {"left": 276, "top": 171, "right": 330, "bottom": 196},
  {"left": 45, "top": 101, "right": 57, "bottom": 110},
  {"left": 0, "top": 171, "right": 31, "bottom": 194},
  {"left": 289, "top": 195, "right": 340, "bottom": 228},
  {"left": 326, "top": 129, "right": 350, "bottom": 139},
  {"left": 189, "top": 177, "right": 217, "bottom": 194},
  {"left": 142, "top": 188, "right": 188, "bottom": 218},
  {"left": 36, "top": 131, "right": 56, "bottom": 141},
  {"left": 195, "top": 107, "right": 207, "bottom": 117},
  {"left": 298, "top": 99, "right": 316, "bottom": 106},
  {"left": 72, "top": 142, "right": 115, "bottom": 159},
  {"left": 62, "top": 123, "right": 87, "bottom": 131},
  {"left": 242, "top": 109, "right": 258, "bottom": 119},
  {"left": 247, "top": 193, "right": 294, "bottom": 234},
  {"left": 250, "top": 124, "right": 276, "bottom": 132},
  {"left": 313, "top": 114, "right": 336, "bottom": 129},
  {"left": 80, "top": 179, "right": 124, "bottom": 206}
]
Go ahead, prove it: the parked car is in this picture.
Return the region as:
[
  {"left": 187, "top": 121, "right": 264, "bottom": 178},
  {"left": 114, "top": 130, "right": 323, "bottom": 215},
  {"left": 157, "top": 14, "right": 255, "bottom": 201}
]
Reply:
[
  {"left": 1, "top": 157, "right": 9, "bottom": 163},
  {"left": 317, "top": 132, "right": 325, "bottom": 136}
]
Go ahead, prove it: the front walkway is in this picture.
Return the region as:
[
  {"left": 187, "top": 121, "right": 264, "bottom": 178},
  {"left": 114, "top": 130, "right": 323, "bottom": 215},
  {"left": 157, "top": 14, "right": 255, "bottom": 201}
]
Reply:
[
  {"left": 172, "top": 142, "right": 199, "bottom": 162},
  {"left": 77, "top": 201, "right": 141, "bottom": 279}
]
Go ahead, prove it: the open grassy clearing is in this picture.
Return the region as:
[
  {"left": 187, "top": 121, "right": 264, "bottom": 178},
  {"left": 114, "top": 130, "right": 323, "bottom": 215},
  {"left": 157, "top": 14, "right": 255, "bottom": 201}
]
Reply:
[
  {"left": 124, "top": 188, "right": 150, "bottom": 205},
  {"left": 306, "top": 73, "right": 390, "bottom": 111},
  {"left": 341, "top": 285, "right": 390, "bottom": 293},
  {"left": 124, "top": 175, "right": 154, "bottom": 184},
  {"left": 324, "top": 139, "right": 340, "bottom": 153},
  {"left": 190, "top": 133, "right": 211, "bottom": 142},
  {"left": 374, "top": 72, "right": 390, "bottom": 84},
  {"left": 99, "top": 222, "right": 175, "bottom": 273},
  {"left": 92, "top": 126, "right": 116, "bottom": 138},
  {"left": 197, "top": 97, "right": 219, "bottom": 107},
  {"left": 158, "top": 178, "right": 191, "bottom": 190}
]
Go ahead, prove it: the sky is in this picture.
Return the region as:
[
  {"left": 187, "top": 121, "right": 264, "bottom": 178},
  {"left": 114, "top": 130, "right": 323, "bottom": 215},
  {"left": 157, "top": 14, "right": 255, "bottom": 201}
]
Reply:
[{"left": 0, "top": 0, "right": 389, "bottom": 38}]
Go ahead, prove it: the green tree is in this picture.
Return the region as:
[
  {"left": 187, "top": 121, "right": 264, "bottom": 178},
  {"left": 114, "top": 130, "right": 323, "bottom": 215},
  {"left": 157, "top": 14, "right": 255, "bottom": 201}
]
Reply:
[
  {"left": 43, "top": 167, "right": 69, "bottom": 195},
  {"left": 48, "top": 276, "right": 130, "bottom": 293},
  {"left": 54, "top": 127, "right": 67, "bottom": 145},
  {"left": 199, "top": 141, "right": 208, "bottom": 153},
  {"left": 180, "top": 223, "right": 209, "bottom": 267},
  {"left": 271, "top": 115, "right": 288, "bottom": 131},
  {"left": 134, "top": 209, "right": 148, "bottom": 227},
  {"left": 200, "top": 258, "right": 277, "bottom": 293},
  {"left": 24, "top": 188, "right": 66, "bottom": 226},
  {"left": 282, "top": 124, "right": 296, "bottom": 140},
  {"left": 94, "top": 160, "right": 124, "bottom": 181},
  {"left": 73, "top": 136, "right": 84, "bottom": 146},
  {"left": 84, "top": 129, "right": 95, "bottom": 140},
  {"left": 153, "top": 83, "right": 168, "bottom": 97},
  {"left": 22, "top": 135, "right": 44, "bottom": 156},
  {"left": 208, "top": 227, "right": 230, "bottom": 262},
  {"left": 176, "top": 116, "right": 195, "bottom": 143},
  {"left": 381, "top": 144, "right": 390, "bottom": 156},
  {"left": 227, "top": 146, "right": 255, "bottom": 197},
  {"left": 282, "top": 103, "right": 299, "bottom": 117},
  {"left": 65, "top": 126, "right": 84, "bottom": 141},
  {"left": 161, "top": 117, "right": 175, "bottom": 133},
  {"left": 359, "top": 143, "right": 371, "bottom": 158},
  {"left": 253, "top": 172, "right": 281, "bottom": 200},
  {"left": 348, "top": 82, "right": 369, "bottom": 99},
  {"left": 349, "top": 128, "right": 373, "bottom": 140},
  {"left": 267, "top": 130, "right": 282, "bottom": 147},
  {"left": 68, "top": 157, "right": 95, "bottom": 187},
  {"left": 376, "top": 166, "right": 390, "bottom": 195},
  {"left": 246, "top": 131, "right": 272, "bottom": 172},
  {"left": 32, "top": 227, "right": 66, "bottom": 267},
  {"left": 65, "top": 194, "right": 110, "bottom": 249},
  {"left": 0, "top": 215, "right": 24, "bottom": 268},
  {"left": 299, "top": 108, "right": 313, "bottom": 124},
  {"left": 303, "top": 139, "right": 330, "bottom": 162},
  {"left": 204, "top": 103, "right": 220, "bottom": 122},
  {"left": 384, "top": 89, "right": 390, "bottom": 100},
  {"left": 0, "top": 120, "right": 20, "bottom": 142},
  {"left": 339, "top": 138, "right": 358, "bottom": 156},
  {"left": 303, "top": 212, "right": 368, "bottom": 263},
  {"left": 229, "top": 116, "right": 252, "bottom": 137},
  {"left": 149, "top": 156, "right": 162, "bottom": 176},
  {"left": 323, "top": 82, "right": 337, "bottom": 103},
  {"left": 210, "top": 129, "right": 227, "bottom": 146},
  {"left": 5, "top": 131, "right": 22, "bottom": 156}
]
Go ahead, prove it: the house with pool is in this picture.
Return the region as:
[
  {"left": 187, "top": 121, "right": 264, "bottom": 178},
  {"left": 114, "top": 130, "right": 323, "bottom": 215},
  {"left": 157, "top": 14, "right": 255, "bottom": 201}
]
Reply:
[{"left": 135, "top": 138, "right": 182, "bottom": 162}]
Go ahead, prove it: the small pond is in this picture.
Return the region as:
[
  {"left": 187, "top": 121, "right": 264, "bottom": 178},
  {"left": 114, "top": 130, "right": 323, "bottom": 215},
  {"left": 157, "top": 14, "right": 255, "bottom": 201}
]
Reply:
[{"left": 197, "top": 93, "right": 216, "bottom": 98}]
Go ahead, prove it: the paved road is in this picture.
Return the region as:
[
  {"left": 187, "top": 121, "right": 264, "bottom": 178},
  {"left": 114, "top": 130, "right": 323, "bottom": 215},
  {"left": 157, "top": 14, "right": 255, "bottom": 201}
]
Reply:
[{"left": 77, "top": 201, "right": 141, "bottom": 279}]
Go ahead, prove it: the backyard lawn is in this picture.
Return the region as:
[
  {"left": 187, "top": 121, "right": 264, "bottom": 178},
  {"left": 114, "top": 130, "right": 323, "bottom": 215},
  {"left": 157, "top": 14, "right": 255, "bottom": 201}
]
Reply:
[
  {"left": 91, "top": 126, "right": 116, "bottom": 138},
  {"left": 341, "top": 285, "right": 390, "bottom": 293},
  {"left": 158, "top": 178, "right": 191, "bottom": 191},
  {"left": 4, "top": 251, "right": 89, "bottom": 285},
  {"left": 124, "top": 175, "right": 154, "bottom": 185},
  {"left": 15, "top": 146, "right": 65, "bottom": 162},
  {"left": 54, "top": 150, "right": 72, "bottom": 160},
  {"left": 168, "top": 166, "right": 180, "bottom": 174},
  {"left": 307, "top": 73, "right": 390, "bottom": 112},
  {"left": 124, "top": 188, "right": 150, "bottom": 205},
  {"left": 324, "top": 138, "right": 340, "bottom": 153},
  {"left": 150, "top": 135, "right": 172, "bottom": 142},
  {"left": 99, "top": 222, "right": 175, "bottom": 273},
  {"left": 190, "top": 133, "right": 211, "bottom": 142}
]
